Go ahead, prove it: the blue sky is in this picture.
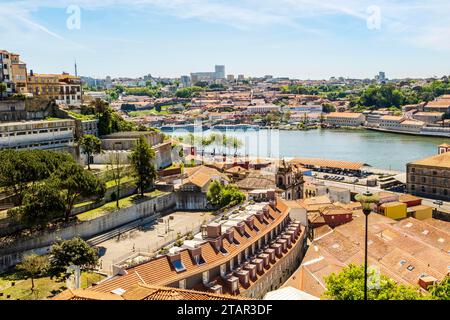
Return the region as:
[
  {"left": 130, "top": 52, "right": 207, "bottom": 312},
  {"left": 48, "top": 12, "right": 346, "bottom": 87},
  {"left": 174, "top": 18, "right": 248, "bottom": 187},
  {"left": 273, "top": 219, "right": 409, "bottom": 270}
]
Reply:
[{"left": 1, "top": 0, "right": 450, "bottom": 79}]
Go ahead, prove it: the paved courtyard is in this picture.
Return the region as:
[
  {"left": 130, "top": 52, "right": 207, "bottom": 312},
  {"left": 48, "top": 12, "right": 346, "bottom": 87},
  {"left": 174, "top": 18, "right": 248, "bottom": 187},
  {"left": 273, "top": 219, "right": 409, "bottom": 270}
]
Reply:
[{"left": 95, "top": 211, "right": 212, "bottom": 275}]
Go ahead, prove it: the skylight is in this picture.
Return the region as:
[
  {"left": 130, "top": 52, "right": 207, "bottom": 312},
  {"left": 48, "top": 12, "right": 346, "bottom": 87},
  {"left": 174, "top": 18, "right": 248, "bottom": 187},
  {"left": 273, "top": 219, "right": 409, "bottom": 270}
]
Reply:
[
  {"left": 172, "top": 259, "right": 186, "bottom": 272},
  {"left": 111, "top": 288, "right": 126, "bottom": 295}
]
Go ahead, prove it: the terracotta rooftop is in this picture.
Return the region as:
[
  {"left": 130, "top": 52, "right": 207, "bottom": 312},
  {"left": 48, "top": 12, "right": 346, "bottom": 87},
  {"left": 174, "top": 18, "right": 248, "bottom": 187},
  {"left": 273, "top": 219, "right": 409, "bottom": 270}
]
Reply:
[
  {"left": 284, "top": 214, "right": 450, "bottom": 298},
  {"left": 409, "top": 152, "right": 450, "bottom": 169},
  {"left": 290, "top": 157, "right": 366, "bottom": 171},
  {"left": 90, "top": 199, "right": 298, "bottom": 295},
  {"left": 54, "top": 284, "right": 248, "bottom": 300}
]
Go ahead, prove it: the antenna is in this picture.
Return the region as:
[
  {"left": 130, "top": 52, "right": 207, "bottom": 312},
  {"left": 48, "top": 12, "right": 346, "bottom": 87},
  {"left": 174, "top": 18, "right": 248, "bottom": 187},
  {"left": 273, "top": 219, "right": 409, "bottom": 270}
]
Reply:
[{"left": 74, "top": 59, "right": 78, "bottom": 77}]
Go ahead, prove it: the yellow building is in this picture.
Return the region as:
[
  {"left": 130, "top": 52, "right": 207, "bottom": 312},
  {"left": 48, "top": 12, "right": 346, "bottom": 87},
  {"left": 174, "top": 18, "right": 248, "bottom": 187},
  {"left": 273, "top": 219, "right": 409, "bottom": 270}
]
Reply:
[
  {"left": 407, "top": 205, "right": 433, "bottom": 220},
  {"left": 27, "top": 71, "right": 82, "bottom": 105},
  {"left": 379, "top": 201, "right": 407, "bottom": 220}
]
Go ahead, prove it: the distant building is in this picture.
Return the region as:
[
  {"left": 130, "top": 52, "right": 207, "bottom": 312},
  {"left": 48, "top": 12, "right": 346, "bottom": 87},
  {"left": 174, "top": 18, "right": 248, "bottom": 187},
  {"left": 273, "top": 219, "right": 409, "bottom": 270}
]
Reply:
[
  {"left": 237, "top": 74, "right": 245, "bottom": 81},
  {"left": 412, "top": 112, "right": 444, "bottom": 124},
  {"left": 246, "top": 104, "right": 281, "bottom": 114},
  {"left": 379, "top": 115, "right": 424, "bottom": 133},
  {"left": 325, "top": 112, "right": 365, "bottom": 127},
  {"left": 27, "top": 71, "right": 82, "bottom": 106},
  {"left": 190, "top": 65, "right": 225, "bottom": 84},
  {"left": 406, "top": 149, "right": 450, "bottom": 201},
  {"left": 0, "top": 50, "right": 28, "bottom": 95},
  {"left": 180, "top": 75, "right": 190, "bottom": 87},
  {"left": 215, "top": 65, "right": 225, "bottom": 79},
  {"left": 227, "top": 74, "right": 235, "bottom": 82}
]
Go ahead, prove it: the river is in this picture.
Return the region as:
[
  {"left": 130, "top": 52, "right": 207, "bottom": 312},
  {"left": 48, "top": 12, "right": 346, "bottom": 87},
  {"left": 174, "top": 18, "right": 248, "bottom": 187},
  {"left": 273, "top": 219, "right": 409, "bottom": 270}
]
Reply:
[{"left": 168, "top": 128, "right": 449, "bottom": 171}]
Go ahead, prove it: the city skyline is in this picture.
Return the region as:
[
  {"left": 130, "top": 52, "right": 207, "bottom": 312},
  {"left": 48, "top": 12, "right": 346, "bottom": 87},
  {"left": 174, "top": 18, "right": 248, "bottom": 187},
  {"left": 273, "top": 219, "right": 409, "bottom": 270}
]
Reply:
[{"left": 1, "top": 0, "right": 450, "bottom": 79}]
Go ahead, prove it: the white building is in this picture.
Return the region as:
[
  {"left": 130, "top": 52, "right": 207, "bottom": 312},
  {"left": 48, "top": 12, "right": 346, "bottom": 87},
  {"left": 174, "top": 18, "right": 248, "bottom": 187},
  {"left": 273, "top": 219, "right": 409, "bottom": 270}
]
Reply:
[
  {"left": 0, "top": 119, "right": 76, "bottom": 150},
  {"left": 325, "top": 112, "right": 366, "bottom": 127}
]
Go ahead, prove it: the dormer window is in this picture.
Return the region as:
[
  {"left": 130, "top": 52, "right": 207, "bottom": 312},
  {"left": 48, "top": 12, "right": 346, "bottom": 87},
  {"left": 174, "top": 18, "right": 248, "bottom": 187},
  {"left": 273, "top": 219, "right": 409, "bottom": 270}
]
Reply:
[
  {"left": 193, "top": 254, "right": 206, "bottom": 265},
  {"left": 172, "top": 259, "right": 186, "bottom": 272}
]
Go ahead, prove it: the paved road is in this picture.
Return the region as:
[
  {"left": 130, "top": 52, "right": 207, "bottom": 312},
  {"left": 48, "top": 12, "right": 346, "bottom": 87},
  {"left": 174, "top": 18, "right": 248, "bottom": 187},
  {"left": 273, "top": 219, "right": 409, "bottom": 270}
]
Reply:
[{"left": 95, "top": 211, "right": 212, "bottom": 275}]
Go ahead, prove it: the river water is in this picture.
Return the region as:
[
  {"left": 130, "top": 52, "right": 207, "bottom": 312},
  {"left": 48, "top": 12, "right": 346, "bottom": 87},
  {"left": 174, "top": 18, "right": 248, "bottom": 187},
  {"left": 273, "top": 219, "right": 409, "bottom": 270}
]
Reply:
[{"left": 168, "top": 128, "right": 449, "bottom": 171}]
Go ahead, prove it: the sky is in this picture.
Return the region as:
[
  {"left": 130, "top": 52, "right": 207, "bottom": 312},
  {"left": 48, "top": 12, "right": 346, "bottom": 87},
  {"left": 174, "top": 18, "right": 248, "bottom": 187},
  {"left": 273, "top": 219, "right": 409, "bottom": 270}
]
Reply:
[{"left": 1, "top": 0, "right": 450, "bottom": 80}]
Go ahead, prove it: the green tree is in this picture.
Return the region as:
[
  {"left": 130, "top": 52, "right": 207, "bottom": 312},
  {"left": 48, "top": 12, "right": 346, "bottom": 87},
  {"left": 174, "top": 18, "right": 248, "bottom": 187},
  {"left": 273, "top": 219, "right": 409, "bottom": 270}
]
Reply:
[
  {"left": 429, "top": 275, "right": 450, "bottom": 300},
  {"left": 7, "top": 179, "right": 65, "bottom": 228},
  {"left": 130, "top": 135, "right": 157, "bottom": 197},
  {"left": 0, "top": 82, "right": 7, "bottom": 98},
  {"left": 17, "top": 254, "right": 49, "bottom": 291},
  {"left": 52, "top": 163, "right": 106, "bottom": 222},
  {"left": 206, "top": 180, "right": 223, "bottom": 207},
  {"left": 48, "top": 237, "right": 99, "bottom": 281},
  {"left": 0, "top": 150, "right": 73, "bottom": 205},
  {"left": 323, "top": 264, "right": 423, "bottom": 300},
  {"left": 80, "top": 134, "right": 102, "bottom": 170},
  {"left": 207, "top": 181, "right": 245, "bottom": 208},
  {"left": 322, "top": 103, "right": 336, "bottom": 113}
]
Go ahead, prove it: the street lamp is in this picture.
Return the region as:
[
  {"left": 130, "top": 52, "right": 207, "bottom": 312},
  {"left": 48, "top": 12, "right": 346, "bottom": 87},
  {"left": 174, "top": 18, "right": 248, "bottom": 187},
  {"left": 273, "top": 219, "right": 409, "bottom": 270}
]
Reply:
[{"left": 355, "top": 190, "right": 379, "bottom": 301}]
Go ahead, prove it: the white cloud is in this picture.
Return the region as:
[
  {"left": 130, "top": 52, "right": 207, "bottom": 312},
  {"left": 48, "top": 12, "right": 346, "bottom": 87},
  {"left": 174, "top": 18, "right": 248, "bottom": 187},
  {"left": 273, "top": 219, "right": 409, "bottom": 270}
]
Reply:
[{"left": 1, "top": 0, "right": 450, "bottom": 51}]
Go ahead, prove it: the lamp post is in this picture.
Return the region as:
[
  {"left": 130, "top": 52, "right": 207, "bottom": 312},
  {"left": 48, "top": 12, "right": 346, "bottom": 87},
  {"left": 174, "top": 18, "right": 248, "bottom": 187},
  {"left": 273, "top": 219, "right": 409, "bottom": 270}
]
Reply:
[{"left": 355, "top": 190, "right": 379, "bottom": 301}]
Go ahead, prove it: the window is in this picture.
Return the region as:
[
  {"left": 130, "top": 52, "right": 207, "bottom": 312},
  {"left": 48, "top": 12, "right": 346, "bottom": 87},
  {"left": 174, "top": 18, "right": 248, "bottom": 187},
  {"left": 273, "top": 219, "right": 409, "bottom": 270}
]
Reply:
[
  {"left": 193, "top": 255, "right": 205, "bottom": 265},
  {"left": 171, "top": 259, "right": 186, "bottom": 272}
]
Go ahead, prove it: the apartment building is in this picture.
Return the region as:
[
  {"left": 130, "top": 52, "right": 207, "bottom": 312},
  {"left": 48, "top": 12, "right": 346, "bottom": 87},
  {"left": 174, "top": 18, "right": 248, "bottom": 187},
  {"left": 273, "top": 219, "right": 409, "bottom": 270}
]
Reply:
[
  {"left": 325, "top": 112, "right": 365, "bottom": 127},
  {"left": 0, "top": 50, "right": 28, "bottom": 95},
  {"left": 86, "top": 196, "right": 308, "bottom": 299},
  {"left": 27, "top": 71, "right": 82, "bottom": 106},
  {"left": 406, "top": 150, "right": 450, "bottom": 201},
  {"left": 0, "top": 119, "right": 76, "bottom": 150}
]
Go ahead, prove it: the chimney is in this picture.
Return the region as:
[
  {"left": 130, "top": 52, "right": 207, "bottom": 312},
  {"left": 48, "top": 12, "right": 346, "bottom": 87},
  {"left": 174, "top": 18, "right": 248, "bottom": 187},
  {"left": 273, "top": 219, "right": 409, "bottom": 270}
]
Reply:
[
  {"left": 225, "top": 228, "right": 235, "bottom": 244},
  {"left": 225, "top": 276, "right": 239, "bottom": 295},
  {"left": 206, "top": 223, "right": 222, "bottom": 238},
  {"left": 265, "top": 248, "right": 276, "bottom": 263},
  {"left": 30, "top": 69, "right": 34, "bottom": 76},
  {"left": 209, "top": 284, "right": 223, "bottom": 294},
  {"left": 209, "top": 237, "right": 223, "bottom": 252},
  {"left": 255, "top": 210, "right": 264, "bottom": 223},
  {"left": 258, "top": 253, "right": 270, "bottom": 267},
  {"left": 282, "top": 235, "right": 292, "bottom": 247},
  {"left": 252, "top": 258, "right": 264, "bottom": 274},
  {"left": 235, "top": 222, "right": 246, "bottom": 236},
  {"left": 245, "top": 216, "right": 255, "bottom": 230},
  {"left": 271, "top": 243, "right": 282, "bottom": 258},
  {"left": 244, "top": 264, "right": 257, "bottom": 281},
  {"left": 277, "top": 239, "right": 288, "bottom": 252},
  {"left": 168, "top": 251, "right": 181, "bottom": 263},
  {"left": 262, "top": 205, "right": 270, "bottom": 218},
  {"left": 235, "top": 269, "right": 249, "bottom": 287},
  {"left": 418, "top": 276, "right": 437, "bottom": 290}
]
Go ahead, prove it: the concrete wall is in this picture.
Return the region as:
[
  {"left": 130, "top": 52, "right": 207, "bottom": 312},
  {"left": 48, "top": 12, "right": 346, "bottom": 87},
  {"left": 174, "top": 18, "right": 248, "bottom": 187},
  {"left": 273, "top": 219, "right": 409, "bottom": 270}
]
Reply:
[
  {"left": 176, "top": 191, "right": 210, "bottom": 211},
  {"left": 0, "top": 193, "right": 176, "bottom": 271}
]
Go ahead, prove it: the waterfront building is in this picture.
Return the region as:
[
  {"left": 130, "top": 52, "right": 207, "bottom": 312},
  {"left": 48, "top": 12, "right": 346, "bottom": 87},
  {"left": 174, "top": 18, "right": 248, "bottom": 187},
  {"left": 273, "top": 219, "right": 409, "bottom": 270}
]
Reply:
[
  {"left": 424, "top": 98, "right": 450, "bottom": 115},
  {"left": 325, "top": 112, "right": 365, "bottom": 127},
  {"left": 0, "top": 119, "right": 76, "bottom": 151},
  {"left": 438, "top": 143, "right": 450, "bottom": 154},
  {"left": 284, "top": 214, "right": 450, "bottom": 298},
  {"left": 379, "top": 115, "right": 424, "bottom": 133},
  {"left": 246, "top": 104, "right": 281, "bottom": 114},
  {"left": 406, "top": 151, "right": 450, "bottom": 201},
  {"left": 80, "top": 196, "right": 308, "bottom": 299},
  {"left": 412, "top": 112, "right": 444, "bottom": 124},
  {"left": 27, "top": 71, "right": 82, "bottom": 106},
  {"left": 363, "top": 110, "right": 392, "bottom": 127}
]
